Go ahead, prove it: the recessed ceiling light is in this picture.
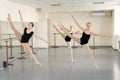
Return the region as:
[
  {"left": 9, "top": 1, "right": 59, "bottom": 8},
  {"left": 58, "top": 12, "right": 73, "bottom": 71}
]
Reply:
[
  {"left": 50, "top": 2, "right": 61, "bottom": 6},
  {"left": 93, "top": 2, "right": 104, "bottom": 4}
]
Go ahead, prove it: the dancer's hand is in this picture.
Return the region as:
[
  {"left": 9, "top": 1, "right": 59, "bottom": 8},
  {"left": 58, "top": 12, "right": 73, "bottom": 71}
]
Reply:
[
  {"left": 18, "top": 9, "right": 21, "bottom": 14},
  {"left": 44, "top": 40, "right": 50, "bottom": 44},
  {"left": 7, "top": 13, "right": 11, "bottom": 21},
  {"left": 71, "top": 14, "right": 74, "bottom": 19}
]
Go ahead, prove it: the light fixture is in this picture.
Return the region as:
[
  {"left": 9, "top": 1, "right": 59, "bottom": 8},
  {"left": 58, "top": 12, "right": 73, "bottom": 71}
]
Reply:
[
  {"left": 50, "top": 2, "right": 61, "bottom": 6},
  {"left": 93, "top": 2, "right": 104, "bottom": 4}
]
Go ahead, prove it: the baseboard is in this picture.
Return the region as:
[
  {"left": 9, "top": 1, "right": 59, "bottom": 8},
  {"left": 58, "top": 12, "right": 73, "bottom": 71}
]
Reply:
[
  {"left": 0, "top": 45, "right": 48, "bottom": 49},
  {"left": 0, "top": 45, "right": 112, "bottom": 49},
  {"left": 50, "top": 45, "right": 112, "bottom": 47}
]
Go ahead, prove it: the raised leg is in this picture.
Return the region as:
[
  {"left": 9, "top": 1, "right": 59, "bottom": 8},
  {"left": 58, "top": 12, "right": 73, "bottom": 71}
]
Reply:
[
  {"left": 11, "top": 26, "right": 22, "bottom": 41},
  {"left": 7, "top": 14, "right": 22, "bottom": 41},
  {"left": 21, "top": 43, "right": 41, "bottom": 66},
  {"left": 82, "top": 44, "right": 99, "bottom": 70}
]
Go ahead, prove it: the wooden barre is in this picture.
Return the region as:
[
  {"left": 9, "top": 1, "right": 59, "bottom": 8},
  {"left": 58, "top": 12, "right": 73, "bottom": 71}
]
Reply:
[
  {"left": 1, "top": 34, "right": 15, "bottom": 35},
  {"left": 52, "top": 33, "right": 97, "bottom": 49},
  {"left": 2, "top": 37, "right": 17, "bottom": 41}
]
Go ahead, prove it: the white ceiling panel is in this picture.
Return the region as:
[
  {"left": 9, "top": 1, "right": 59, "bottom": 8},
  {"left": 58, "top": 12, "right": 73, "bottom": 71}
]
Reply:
[{"left": 8, "top": 0, "right": 120, "bottom": 7}]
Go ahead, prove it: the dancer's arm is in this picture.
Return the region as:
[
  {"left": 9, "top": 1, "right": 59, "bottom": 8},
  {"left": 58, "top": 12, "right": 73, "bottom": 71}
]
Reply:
[
  {"left": 74, "top": 30, "right": 82, "bottom": 34},
  {"left": 59, "top": 22, "right": 82, "bottom": 34},
  {"left": 34, "top": 34, "right": 48, "bottom": 43},
  {"left": 53, "top": 24, "right": 62, "bottom": 33},
  {"left": 58, "top": 24, "right": 65, "bottom": 31},
  {"left": 18, "top": 9, "right": 25, "bottom": 27},
  {"left": 53, "top": 24, "right": 60, "bottom": 32},
  {"left": 91, "top": 32, "right": 112, "bottom": 38},
  {"left": 58, "top": 24, "right": 69, "bottom": 33},
  {"left": 58, "top": 21, "right": 69, "bottom": 32},
  {"left": 72, "top": 15, "right": 84, "bottom": 31}
]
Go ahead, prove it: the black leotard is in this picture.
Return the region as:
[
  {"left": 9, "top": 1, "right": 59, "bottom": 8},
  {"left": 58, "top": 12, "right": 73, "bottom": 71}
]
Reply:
[
  {"left": 80, "top": 32, "right": 90, "bottom": 45},
  {"left": 21, "top": 28, "right": 34, "bottom": 43},
  {"left": 65, "top": 33, "right": 73, "bottom": 42}
]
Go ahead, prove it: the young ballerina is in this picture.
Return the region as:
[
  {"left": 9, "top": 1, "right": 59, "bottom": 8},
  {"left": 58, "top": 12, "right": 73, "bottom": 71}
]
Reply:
[
  {"left": 7, "top": 10, "right": 48, "bottom": 66},
  {"left": 53, "top": 22, "right": 77, "bottom": 62},
  {"left": 56, "top": 15, "right": 111, "bottom": 70}
]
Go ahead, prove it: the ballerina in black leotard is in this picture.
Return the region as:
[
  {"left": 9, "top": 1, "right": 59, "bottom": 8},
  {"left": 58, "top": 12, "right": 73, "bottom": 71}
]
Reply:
[
  {"left": 53, "top": 21, "right": 79, "bottom": 62},
  {"left": 7, "top": 10, "right": 48, "bottom": 66},
  {"left": 55, "top": 15, "right": 112, "bottom": 70}
]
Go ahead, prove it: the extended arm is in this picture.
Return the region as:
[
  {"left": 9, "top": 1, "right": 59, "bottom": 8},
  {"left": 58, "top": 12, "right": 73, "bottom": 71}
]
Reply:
[
  {"left": 18, "top": 9, "right": 25, "bottom": 27},
  {"left": 58, "top": 21, "right": 69, "bottom": 32},
  {"left": 72, "top": 15, "right": 83, "bottom": 31},
  {"left": 58, "top": 23, "right": 82, "bottom": 34},
  {"left": 74, "top": 30, "right": 83, "bottom": 34},
  {"left": 34, "top": 34, "right": 48, "bottom": 43},
  {"left": 91, "top": 32, "right": 112, "bottom": 38}
]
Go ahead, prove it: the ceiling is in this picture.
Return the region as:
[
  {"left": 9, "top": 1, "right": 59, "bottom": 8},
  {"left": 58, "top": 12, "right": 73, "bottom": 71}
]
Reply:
[{"left": 9, "top": 0, "right": 120, "bottom": 8}]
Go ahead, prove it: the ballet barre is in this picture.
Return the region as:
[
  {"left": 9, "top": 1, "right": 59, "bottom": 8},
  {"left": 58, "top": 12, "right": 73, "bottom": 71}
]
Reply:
[
  {"left": 2, "top": 37, "right": 16, "bottom": 59},
  {"left": 52, "top": 33, "right": 59, "bottom": 48},
  {"left": 52, "top": 33, "right": 77, "bottom": 48},
  {"left": 4, "top": 41, "right": 13, "bottom": 67},
  {"left": 52, "top": 33, "right": 97, "bottom": 49},
  {"left": 2, "top": 37, "right": 17, "bottom": 67}
]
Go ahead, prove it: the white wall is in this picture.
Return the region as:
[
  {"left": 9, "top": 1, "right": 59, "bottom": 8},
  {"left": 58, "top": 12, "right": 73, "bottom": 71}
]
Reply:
[
  {"left": 0, "top": 21, "right": 22, "bottom": 46},
  {"left": 0, "top": 0, "right": 115, "bottom": 48},
  {"left": 113, "top": 6, "right": 120, "bottom": 36},
  {"left": 49, "top": 12, "right": 112, "bottom": 46},
  {"left": 32, "top": 11, "right": 48, "bottom": 48},
  {"left": 0, "top": 0, "right": 48, "bottom": 48},
  {"left": 33, "top": 19, "right": 48, "bottom": 48},
  {"left": 0, "top": 0, "right": 38, "bottom": 21},
  {"left": 112, "top": 6, "right": 120, "bottom": 50}
]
